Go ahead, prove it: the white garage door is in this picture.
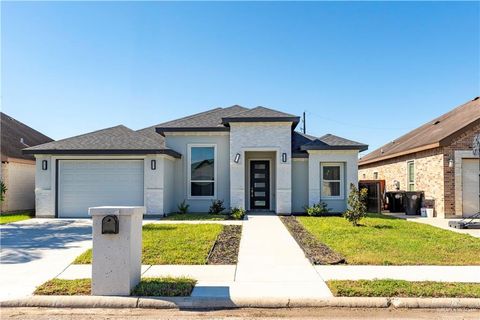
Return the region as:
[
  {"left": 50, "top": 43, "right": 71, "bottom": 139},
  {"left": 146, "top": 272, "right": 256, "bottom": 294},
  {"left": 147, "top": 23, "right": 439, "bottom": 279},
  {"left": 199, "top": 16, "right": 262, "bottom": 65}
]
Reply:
[
  {"left": 58, "top": 160, "right": 144, "bottom": 218},
  {"left": 462, "top": 159, "right": 479, "bottom": 217}
]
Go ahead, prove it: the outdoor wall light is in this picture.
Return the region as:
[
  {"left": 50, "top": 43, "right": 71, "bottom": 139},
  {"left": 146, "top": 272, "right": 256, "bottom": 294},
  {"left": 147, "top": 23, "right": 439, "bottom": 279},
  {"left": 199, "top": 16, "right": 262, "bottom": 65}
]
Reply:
[
  {"left": 151, "top": 159, "right": 156, "bottom": 170},
  {"left": 282, "top": 152, "right": 287, "bottom": 163},
  {"left": 448, "top": 158, "right": 454, "bottom": 168},
  {"left": 234, "top": 153, "right": 241, "bottom": 163},
  {"left": 42, "top": 160, "right": 48, "bottom": 170}
]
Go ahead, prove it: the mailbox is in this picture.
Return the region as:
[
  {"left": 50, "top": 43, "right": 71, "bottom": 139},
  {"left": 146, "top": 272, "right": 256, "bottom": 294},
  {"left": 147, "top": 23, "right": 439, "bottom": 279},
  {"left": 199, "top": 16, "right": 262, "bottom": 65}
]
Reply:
[{"left": 102, "top": 215, "right": 119, "bottom": 234}]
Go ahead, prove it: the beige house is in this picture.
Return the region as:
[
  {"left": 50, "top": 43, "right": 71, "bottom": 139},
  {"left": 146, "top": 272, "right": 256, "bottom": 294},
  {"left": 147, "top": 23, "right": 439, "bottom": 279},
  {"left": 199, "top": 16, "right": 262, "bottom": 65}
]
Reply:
[
  {"left": 1, "top": 113, "right": 53, "bottom": 213},
  {"left": 359, "top": 97, "right": 479, "bottom": 219}
]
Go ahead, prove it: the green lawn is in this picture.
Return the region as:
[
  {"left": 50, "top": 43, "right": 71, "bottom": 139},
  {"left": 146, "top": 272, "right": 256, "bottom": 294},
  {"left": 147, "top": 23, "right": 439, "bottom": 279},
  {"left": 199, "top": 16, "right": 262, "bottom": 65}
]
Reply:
[
  {"left": 163, "top": 213, "right": 228, "bottom": 221},
  {"left": 34, "top": 277, "right": 196, "bottom": 296},
  {"left": 327, "top": 279, "right": 480, "bottom": 298},
  {"left": 297, "top": 214, "right": 480, "bottom": 265},
  {"left": 74, "top": 223, "right": 223, "bottom": 265},
  {"left": 0, "top": 212, "right": 33, "bottom": 225}
]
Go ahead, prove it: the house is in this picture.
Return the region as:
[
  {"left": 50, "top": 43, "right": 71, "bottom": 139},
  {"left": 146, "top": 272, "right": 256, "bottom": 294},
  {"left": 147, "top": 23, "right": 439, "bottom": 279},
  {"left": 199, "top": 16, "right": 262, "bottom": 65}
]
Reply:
[
  {"left": 1, "top": 113, "right": 53, "bottom": 213},
  {"left": 358, "top": 97, "right": 480, "bottom": 218},
  {"left": 23, "top": 106, "right": 367, "bottom": 218}
]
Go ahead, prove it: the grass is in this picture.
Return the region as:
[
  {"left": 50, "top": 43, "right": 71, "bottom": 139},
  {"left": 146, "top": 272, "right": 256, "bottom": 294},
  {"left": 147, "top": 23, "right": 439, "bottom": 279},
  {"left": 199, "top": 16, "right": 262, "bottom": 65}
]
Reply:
[
  {"left": 0, "top": 211, "right": 33, "bottom": 225},
  {"left": 327, "top": 279, "right": 480, "bottom": 298},
  {"left": 297, "top": 213, "right": 480, "bottom": 265},
  {"left": 74, "top": 223, "right": 223, "bottom": 265},
  {"left": 34, "top": 277, "right": 196, "bottom": 296},
  {"left": 163, "top": 212, "right": 229, "bottom": 221}
]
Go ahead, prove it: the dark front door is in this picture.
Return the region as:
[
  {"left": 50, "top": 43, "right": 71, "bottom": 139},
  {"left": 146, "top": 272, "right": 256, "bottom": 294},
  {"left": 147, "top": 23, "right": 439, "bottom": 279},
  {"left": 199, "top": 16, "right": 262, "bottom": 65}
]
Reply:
[{"left": 250, "top": 160, "right": 270, "bottom": 210}]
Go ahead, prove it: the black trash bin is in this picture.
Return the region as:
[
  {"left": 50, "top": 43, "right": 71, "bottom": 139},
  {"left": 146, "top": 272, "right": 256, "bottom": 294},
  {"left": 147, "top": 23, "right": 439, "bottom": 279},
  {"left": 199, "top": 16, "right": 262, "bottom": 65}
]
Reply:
[
  {"left": 386, "top": 191, "right": 405, "bottom": 212},
  {"left": 404, "top": 191, "right": 424, "bottom": 215}
]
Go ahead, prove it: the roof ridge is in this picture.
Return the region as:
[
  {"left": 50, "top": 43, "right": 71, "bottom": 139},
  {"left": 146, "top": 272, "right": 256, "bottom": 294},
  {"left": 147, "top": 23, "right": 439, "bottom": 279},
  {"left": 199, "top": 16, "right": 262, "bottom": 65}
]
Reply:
[{"left": 154, "top": 107, "right": 223, "bottom": 128}]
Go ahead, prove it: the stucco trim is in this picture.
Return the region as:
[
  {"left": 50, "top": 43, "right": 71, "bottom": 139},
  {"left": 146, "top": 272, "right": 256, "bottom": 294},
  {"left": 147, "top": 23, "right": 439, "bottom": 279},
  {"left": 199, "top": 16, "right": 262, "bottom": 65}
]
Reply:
[{"left": 454, "top": 150, "right": 477, "bottom": 216}]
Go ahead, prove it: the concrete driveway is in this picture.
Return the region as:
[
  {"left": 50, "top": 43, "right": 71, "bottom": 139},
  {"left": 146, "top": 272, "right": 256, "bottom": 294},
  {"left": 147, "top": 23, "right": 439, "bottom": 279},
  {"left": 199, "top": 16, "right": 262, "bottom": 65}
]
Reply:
[{"left": 0, "top": 218, "right": 92, "bottom": 301}]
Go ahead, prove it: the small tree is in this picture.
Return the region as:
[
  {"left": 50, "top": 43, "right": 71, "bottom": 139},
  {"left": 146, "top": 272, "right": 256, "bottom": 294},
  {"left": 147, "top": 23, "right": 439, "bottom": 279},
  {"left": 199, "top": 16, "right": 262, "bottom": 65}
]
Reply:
[
  {"left": 0, "top": 180, "right": 6, "bottom": 203},
  {"left": 343, "top": 183, "right": 368, "bottom": 226}
]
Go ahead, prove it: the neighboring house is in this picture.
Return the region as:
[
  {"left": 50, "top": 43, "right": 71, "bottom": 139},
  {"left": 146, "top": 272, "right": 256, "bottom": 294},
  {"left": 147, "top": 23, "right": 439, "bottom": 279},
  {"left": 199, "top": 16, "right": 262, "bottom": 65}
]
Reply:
[
  {"left": 359, "top": 97, "right": 480, "bottom": 218},
  {"left": 1, "top": 113, "right": 53, "bottom": 213},
  {"left": 23, "top": 106, "right": 367, "bottom": 218}
]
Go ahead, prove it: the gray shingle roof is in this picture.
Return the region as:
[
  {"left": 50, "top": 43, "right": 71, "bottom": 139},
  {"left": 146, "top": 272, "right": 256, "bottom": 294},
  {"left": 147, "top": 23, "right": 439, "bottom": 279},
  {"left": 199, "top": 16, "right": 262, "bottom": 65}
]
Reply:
[
  {"left": 149, "top": 105, "right": 248, "bottom": 135},
  {"left": 23, "top": 125, "right": 181, "bottom": 157},
  {"left": 1, "top": 112, "right": 53, "bottom": 161},
  {"left": 222, "top": 106, "right": 300, "bottom": 127},
  {"left": 292, "top": 132, "right": 368, "bottom": 157}
]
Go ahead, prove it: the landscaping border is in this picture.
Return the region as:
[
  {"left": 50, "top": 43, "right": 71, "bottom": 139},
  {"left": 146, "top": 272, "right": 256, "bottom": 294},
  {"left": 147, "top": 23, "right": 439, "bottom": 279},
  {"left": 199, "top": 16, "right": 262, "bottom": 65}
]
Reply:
[
  {"left": 207, "top": 225, "right": 242, "bottom": 264},
  {"left": 2, "top": 296, "right": 479, "bottom": 309}
]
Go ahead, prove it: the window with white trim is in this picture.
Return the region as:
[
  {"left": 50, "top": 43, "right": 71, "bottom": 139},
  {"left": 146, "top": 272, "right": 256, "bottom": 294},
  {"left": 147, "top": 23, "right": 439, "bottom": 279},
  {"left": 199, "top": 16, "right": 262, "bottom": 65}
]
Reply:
[
  {"left": 189, "top": 145, "right": 216, "bottom": 197},
  {"left": 407, "top": 161, "right": 415, "bottom": 191},
  {"left": 321, "top": 163, "right": 344, "bottom": 199}
]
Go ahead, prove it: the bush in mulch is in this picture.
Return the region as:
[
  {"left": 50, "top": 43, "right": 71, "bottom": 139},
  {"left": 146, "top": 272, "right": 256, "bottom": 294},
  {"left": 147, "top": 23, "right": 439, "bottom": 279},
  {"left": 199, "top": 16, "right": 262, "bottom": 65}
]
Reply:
[
  {"left": 207, "top": 225, "right": 242, "bottom": 264},
  {"left": 280, "top": 216, "right": 345, "bottom": 265}
]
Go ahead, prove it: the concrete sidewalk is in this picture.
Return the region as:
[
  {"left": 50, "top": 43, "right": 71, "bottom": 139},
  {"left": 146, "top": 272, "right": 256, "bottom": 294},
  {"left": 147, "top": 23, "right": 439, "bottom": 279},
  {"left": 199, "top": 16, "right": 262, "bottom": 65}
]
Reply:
[{"left": 200, "top": 214, "right": 333, "bottom": 299}]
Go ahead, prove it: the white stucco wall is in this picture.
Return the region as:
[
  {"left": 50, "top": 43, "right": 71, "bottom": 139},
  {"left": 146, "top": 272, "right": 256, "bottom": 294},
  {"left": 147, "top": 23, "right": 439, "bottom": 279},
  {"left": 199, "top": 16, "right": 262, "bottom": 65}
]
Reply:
[
  {"left": 229, "top": 122, "right": 292, "bottom": 214},
  {"left": 164, "top": 133, "right": 230, "bottom": 213},
  {"left": 33, "top": 154, "right": 173, "bottom": 217},
  {"left": 1, "top": 160, "right": 36, "bottom": 212},
  {"left": 307, "top": 150, "right": 359, "bottom": 212}
]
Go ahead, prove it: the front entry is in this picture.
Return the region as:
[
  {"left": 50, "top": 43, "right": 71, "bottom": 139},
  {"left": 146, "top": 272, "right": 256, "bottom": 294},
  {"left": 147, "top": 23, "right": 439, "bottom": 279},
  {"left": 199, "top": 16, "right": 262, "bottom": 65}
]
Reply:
[{"left": 250, "top": 160, "right": 270, "bottom": 210}]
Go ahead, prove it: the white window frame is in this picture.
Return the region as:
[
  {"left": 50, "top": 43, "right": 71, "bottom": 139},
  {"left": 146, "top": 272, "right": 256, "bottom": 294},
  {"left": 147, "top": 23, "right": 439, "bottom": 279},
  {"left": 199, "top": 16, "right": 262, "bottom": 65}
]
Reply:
[
  {"left": 187, "top": 144, "right": 217, "bottom": 199},
  {"left": 320, "top": 162, "right": 344, "bottom": 200},
  {"left": 406, "top": 160, "right": 415, "bottom": 191}
]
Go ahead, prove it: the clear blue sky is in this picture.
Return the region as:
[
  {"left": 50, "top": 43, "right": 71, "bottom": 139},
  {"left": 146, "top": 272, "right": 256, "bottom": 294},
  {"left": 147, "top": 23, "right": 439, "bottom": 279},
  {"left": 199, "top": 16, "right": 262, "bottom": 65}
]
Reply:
[{"left": 2, "top": 1, "right": 479, "bottom": 153}]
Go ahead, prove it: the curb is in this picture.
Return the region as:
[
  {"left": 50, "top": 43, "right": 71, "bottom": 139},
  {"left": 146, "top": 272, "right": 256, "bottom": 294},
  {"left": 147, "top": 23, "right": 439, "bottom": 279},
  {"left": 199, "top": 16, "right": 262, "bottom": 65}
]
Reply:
[{"left": 1, "top": 296, "right": 480, "bottom": 309}]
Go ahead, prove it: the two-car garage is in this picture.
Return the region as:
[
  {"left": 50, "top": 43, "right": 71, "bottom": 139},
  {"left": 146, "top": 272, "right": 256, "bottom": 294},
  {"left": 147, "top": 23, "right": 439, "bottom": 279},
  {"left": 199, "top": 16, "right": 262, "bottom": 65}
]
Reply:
[{"left": 57, "top": 160, "right": 144, "bottom": 218}]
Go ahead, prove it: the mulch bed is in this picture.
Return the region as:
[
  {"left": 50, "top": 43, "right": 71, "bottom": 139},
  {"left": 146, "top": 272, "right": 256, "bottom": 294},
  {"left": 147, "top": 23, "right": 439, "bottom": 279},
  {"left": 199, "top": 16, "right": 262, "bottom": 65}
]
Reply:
[
  {"left": 280, "top": 216, "right": 346, "bottom": 265},
  {"left": 207, "top": 225, "right": 242, "bottom": 264}
]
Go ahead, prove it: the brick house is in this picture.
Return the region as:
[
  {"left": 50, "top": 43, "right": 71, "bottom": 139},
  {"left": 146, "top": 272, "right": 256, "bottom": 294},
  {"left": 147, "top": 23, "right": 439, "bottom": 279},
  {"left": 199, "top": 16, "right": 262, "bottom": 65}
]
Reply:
[{"left": 358, "top": 97, "right": 479, "bottom": 219}]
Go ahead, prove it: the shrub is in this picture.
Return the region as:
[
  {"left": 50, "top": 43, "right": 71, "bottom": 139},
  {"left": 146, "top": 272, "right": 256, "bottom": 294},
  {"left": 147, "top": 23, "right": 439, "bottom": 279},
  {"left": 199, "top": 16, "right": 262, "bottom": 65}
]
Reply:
[
  {"left": 304, "top": 202, "right": 331, "bottom": 216},
  {"left": 209, "top": 200, "right": 225, "bottom": 214},
  {"left": 229, "top": 207, "right": 245, "bottom": 220},
  {"left": 177, "top": 200, "right": 189, "bottom": 214},
  {"left": 343, "top": 183, "right": 368, "bottom": 226},
  {"left": 0, "top": 180, "right": 6, "bottom": 203}
]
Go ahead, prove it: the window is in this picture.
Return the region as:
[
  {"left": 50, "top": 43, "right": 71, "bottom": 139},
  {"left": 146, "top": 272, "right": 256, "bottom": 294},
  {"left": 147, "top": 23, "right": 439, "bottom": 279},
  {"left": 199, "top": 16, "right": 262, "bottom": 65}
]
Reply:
[
  {"left": 407, "top": 161, "right": 415, "bottom": 191},
  {"left": 373, "top": 172, "right": 378, "bottom": 180},
  {"left": 189, "top": 145, "right": 216, "bottom": 197},
  {"left": 321, "top": 163, "right": 344, "bottom": 199}
]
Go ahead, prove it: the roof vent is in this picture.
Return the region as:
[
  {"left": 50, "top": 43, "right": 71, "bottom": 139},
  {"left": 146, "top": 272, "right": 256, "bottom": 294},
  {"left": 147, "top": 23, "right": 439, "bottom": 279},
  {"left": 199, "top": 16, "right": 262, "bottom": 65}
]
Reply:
[
  {"left": 20, "top": 138, "right": 30, "bottom": 147},
  {"left": 433, "top": 120, "right": 441, "bottom": 125},
  {"left": 381, "top": 148, "right": 384, "bottom": 154}
]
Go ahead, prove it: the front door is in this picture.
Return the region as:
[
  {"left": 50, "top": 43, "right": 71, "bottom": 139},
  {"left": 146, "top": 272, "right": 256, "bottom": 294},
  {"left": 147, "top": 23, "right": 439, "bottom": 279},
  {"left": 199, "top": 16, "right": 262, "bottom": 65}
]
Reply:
[{"left": 250, "top": 160, "right": 270, "bottom": 210}]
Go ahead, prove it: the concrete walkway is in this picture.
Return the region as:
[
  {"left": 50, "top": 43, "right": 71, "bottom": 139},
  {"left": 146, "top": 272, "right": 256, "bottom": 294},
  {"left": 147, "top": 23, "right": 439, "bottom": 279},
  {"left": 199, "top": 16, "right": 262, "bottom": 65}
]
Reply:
[
  {"left": 192, "top": 214, "right": 333, "bottom": 299},
  {"left": 0, "top": 219, "right": 92, "bottom": 301},
  {"left": 316, "top": 265, "right": 480, "bottom": 283}
]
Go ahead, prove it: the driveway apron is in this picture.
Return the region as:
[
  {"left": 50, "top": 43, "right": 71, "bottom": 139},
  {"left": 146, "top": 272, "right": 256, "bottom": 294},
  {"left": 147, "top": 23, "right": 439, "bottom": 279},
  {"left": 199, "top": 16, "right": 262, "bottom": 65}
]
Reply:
[{"left": 0, "top": 219, "right": 92, "bottom": 301}]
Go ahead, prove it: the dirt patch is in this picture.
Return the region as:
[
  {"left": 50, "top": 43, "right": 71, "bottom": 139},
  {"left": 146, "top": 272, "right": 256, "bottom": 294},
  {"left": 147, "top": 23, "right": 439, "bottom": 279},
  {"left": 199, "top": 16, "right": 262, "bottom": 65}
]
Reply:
[
  {"left": 280, "top": 216, "right": 345, "bottom": 265},
  {"left": 207, "top": 225, "right": 242, "bottom": 264}
]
